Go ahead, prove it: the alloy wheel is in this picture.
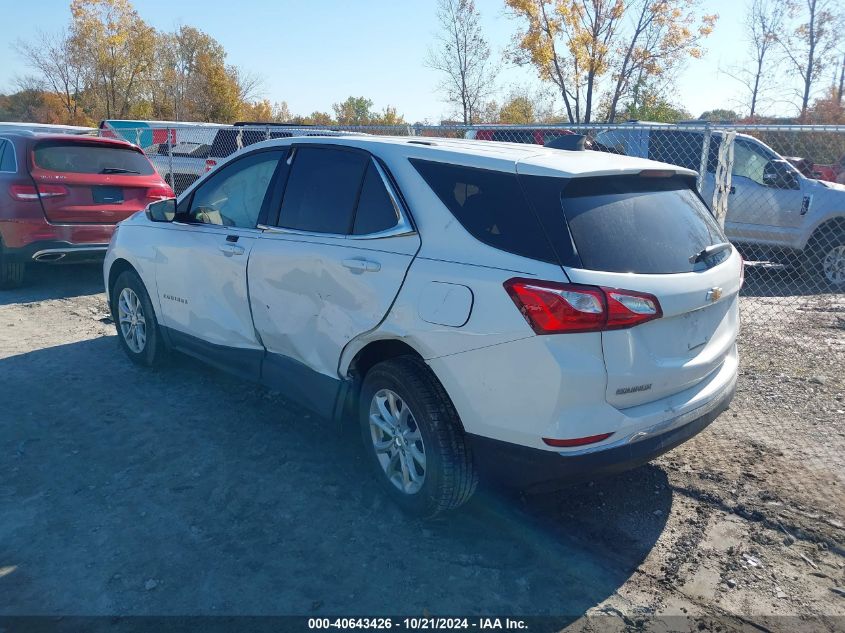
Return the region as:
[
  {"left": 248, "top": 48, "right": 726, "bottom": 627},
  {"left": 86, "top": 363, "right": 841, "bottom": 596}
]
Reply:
[
  {"left": 368, "top": 388, "right": 426, "bottom": 495},
  {"left": 822, "top": 244, "right": 845, "bottom": 286},
  {"left": 117, "top": 287, "right": 147, "bottom": 353}
]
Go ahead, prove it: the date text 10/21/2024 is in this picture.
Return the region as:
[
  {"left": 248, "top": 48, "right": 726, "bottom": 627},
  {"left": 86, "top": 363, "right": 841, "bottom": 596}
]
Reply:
[{"left": 307, "top": 618, "right": 529, "bottom": 630}]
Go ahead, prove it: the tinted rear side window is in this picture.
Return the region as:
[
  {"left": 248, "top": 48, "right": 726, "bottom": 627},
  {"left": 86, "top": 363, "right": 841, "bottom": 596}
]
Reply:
[
  {"left": 278, "top": 147, "right": 368, "bottom": 234},
  {"left": 33, "top": 142, "right": 154, "bottom": 175},
  {"left": 411, "top": 159, "right": 556, "bottom": 263},
  {"left": 561, "top": 175, "right": 727, "bottom": 274},
  {"left": 352, "top": 161, "right": 400, "bottom": 235}
]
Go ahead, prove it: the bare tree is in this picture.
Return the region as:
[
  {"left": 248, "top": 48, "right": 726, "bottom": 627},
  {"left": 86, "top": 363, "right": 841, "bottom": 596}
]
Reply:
[
  {"left": 777, "top": 0, "right": 839, "bottom": 117},
  {"left": 723, "top": 0, "right": 785, "bottom": 117},
  {"left": 426, "top": 0, "right": 496, "bottom": 124},
  {"left": 605, "top": 0, "right": 717, "bottom": 122},
  {"left": 14, "top": 30, "right": 87, "bottom": 123}
]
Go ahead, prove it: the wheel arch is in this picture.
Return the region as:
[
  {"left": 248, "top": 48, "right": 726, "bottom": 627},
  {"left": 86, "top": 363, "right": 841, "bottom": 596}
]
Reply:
[
  {"left": 809, "top": 215, "right": 845, "bottom": 240},
  {"left": 335, "top": 338, "right": 427, "bottom": 424},
  {"left": 802, "top": 214, "right": 845, "bottom": 250},
  {"left": 107, "top": 257, "right": 140, "bottom": 300},
  {"left": 346, "top": 338, "right": 425, "bottom": 380}
]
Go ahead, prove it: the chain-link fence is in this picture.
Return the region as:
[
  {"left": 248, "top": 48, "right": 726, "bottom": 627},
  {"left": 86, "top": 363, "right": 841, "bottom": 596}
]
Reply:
[
  {"left": 113, "top": 121, "right": 845, "bottom": 294},
  {"left": 111, "top": 121, "right": 844, "bottom": 518}
]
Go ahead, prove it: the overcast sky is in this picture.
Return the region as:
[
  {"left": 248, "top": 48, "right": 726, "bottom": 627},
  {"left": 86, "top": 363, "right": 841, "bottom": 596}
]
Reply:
[{"left": 0, "top": 0, "right": 819, "bottom": 122}]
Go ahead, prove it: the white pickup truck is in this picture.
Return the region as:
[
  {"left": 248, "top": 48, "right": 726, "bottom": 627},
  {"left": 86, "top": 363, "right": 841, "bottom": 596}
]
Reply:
[
  {"left": 146, "top": 142, "right": 210, "bottom": 195},
  {"left": 595, "top": 126, "right": 845, "bottom": 288}
]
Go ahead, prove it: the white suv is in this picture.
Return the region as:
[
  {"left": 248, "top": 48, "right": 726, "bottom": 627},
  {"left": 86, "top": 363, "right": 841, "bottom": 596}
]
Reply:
[{"left": 104, "top": 136, "right": 742, "bottom": 517}]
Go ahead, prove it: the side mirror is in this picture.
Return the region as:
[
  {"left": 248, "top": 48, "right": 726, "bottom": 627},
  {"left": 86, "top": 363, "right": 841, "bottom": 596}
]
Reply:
[
  {"left": 146, "top": 198, "right": 176, "bottom": 222},
  {"left": 762, "top": 160, "right": 800, "bottom": 190}
]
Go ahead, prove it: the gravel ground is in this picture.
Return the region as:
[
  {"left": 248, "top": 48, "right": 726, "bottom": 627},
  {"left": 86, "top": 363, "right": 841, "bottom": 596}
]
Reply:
[{"left": 0, "top": 264, "right": 843, "bottom": 631}]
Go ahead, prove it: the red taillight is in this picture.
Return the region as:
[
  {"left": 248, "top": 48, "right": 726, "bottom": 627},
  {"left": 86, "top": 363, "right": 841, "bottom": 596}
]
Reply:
[
  {"left": 504, "top": 278, "right": 662, "bottom": 334},
  {"left": 39, "top": 184, "right": 69, "bottom": 198},
  {"left": 9, "top": 184, "right": 68, "bottom": 201},
  {"left": 205, "top": 159, "right": 217, "bottom": 172},
  {"left": 604, "top": 288, "right": 664, "bottom": 330},
  {"left": 543, "top": 432, "right": 613, "bottom": 447},
  {"left": 146, "top": 185, "right": 174, "bottom": 200},
  {"left": 9, "top": 185, "right": 39, "bottom": 201}
]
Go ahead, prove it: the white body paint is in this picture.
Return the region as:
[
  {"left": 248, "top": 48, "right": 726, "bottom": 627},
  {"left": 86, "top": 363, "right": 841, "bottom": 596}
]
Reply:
[{"left": 106, "top": 136, "right": 741, "bottom": 454}]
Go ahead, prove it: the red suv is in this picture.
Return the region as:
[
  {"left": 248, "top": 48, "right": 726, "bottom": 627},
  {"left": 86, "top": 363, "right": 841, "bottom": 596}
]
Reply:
[
  {"left": 0, "top": 132, "right": 172, "bottom": 287},
  {"left": 466, "top": 127, "right": 575, "bottom": 144}
]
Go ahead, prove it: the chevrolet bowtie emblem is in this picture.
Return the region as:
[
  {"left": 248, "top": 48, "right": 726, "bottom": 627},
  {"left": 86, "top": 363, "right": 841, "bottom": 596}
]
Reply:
[{"left": 706, "top": 287, "right": 723, "bottom": 302}]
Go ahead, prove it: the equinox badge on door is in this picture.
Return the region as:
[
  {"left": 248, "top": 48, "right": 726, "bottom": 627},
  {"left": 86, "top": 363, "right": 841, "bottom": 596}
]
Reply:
[{"left": 706, "top": 287, "right": 723, "bottom": 302}]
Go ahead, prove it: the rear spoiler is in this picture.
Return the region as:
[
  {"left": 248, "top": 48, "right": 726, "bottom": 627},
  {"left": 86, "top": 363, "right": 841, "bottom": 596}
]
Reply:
[{"left": 545, "top": 134, "right": 586, "bottom": 151}]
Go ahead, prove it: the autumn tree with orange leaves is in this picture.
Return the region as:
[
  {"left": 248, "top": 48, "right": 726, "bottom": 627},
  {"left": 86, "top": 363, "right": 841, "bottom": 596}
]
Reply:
[{"left": 505, "top": 0, "right": 717, "bottom": 123}]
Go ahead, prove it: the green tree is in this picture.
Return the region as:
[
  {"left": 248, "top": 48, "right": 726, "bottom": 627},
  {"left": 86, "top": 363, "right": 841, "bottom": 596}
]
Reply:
[
  {"left": 698, "top": 109, "right": 740, "bottom": 121},
  {"left": 622, "top": 88, "right": 691, "bottom": 122},
  {"left": 369, "top": 106, "right": 406, "bottom": 126},
  {"left": 70, "top": 0, "right": 157, "bottom": 118},
  {"left": 498, "top": 95, "right": 535, "bottom": 123},
  {"left": 332, "top": 96, "right": 374, "bottom": 125}
]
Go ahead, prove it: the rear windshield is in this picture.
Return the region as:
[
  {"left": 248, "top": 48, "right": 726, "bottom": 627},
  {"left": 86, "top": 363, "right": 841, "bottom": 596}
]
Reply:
[
  {"left": 34, "top": 142, "right": 154, "bottom": 175},
  {"left": 560, "top": 175, "right": 727, "bottom": 274}
]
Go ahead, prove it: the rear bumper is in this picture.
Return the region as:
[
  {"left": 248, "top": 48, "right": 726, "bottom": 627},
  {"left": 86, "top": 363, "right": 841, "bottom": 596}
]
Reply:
[
  {"left": 468, "top": 377, "right": 736, "bottom": 491},
  {"left": 0, "top": 219, "right": 115, "bottom": 262}
]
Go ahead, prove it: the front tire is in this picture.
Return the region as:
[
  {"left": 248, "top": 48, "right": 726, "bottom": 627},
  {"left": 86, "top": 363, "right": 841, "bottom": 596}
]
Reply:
[
  {"left": 359, "top": 356, "right": 477, "bottom": 518},
  {"left": 110, "top": 270, "right": 166, "bottom": 367}
]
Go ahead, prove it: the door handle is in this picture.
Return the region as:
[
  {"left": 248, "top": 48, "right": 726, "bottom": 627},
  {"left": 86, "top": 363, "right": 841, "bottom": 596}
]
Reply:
[
  {"left": 218, "top": 243, "right": 245, "bottom": 256},
  {"left": 342, "top": 258, "right": 381, "bottom": 273}
]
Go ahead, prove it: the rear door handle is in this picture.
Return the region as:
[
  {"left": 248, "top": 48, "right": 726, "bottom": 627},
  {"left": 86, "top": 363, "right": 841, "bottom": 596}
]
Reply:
[
  {"left": 218, "top": 243, "right": 245, "bottom": 256},
  {"left": 342, "top": 258, "right": 381, "bottom": 273}
]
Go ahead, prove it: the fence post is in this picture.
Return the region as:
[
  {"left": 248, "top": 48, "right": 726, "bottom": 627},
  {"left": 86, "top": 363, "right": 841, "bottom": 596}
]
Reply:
[
  {"left": 167, "top": 130, "right": 174, "bottom": 192},
  {"left": 711, "top": 130, "right": 736, "bottom": 229},
  {"left": 697, "top": 123, "right": 712, "bottom": 194}
]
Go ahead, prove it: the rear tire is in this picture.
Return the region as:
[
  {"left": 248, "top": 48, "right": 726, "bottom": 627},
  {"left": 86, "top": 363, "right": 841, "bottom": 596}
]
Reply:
[
  {"left": 359, "top": 356, "right": 477, "bottom": 518},
  {"left": 110, "top": 270, "right": 166, "bottom": 367}
]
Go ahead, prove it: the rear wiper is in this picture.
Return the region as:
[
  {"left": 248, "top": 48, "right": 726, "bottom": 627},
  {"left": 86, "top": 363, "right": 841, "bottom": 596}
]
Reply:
[
  {"left": 690, "top": 242, "right": 732, "bottom": 264},
  {"left": 100, "top": 167, "right": 140, "bottom": 174}
]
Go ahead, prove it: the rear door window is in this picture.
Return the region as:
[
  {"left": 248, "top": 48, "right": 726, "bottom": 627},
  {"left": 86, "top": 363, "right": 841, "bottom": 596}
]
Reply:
[
  {"left": 558, "top": 175, "right": 727, "bottom": 274},
  {"left": 277, "top": 146, "right": 368, "bottom": 234},
  {"left": 411, "top": 159, "right": 557, "bottom": 263},
  {"left": 352, "top": 160, "right": 400, "bottom": 235},
  {"left": 33, "top": 142, "right": 154, "bottom": 175}
]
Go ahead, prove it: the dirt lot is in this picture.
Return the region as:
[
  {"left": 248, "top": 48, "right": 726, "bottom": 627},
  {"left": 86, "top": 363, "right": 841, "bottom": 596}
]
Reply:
[{"left": 0, "top": 264, "right": 843, "bottom": 631}]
